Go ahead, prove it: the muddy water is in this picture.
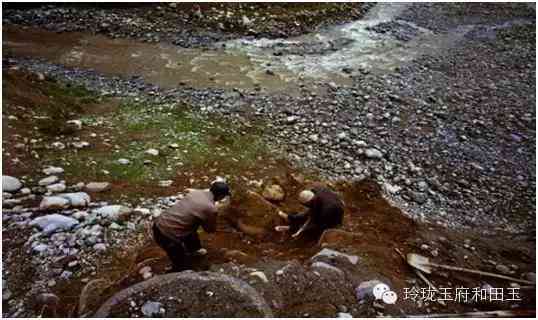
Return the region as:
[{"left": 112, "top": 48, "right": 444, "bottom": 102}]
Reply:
[{"left": 4, "top": 3, "right": 472, "bottom": 93}]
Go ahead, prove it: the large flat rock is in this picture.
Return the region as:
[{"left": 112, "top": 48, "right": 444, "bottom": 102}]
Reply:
[{"left": 94, "top": 271, "right": 273, "bottom": 317}]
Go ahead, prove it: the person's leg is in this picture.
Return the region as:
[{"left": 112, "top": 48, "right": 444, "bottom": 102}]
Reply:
[{"left": 153, "top": 224, "right": 190, "bottom": 271}]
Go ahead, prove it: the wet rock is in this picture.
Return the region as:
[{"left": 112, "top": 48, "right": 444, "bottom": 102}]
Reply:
[
  {"left": 40, "top": 196, "right": 70, "bottom": 210},
  {"left": 3, "top": 175, "right": 23, "bottom": 192},
  {"left": 39, "top": 175, "right": 59, "bottom": 186},
  {"left": 85, "top": 182, "right": 111, "bottom": 193},
  {"left": 94, "top": 205, "right": 133, "bottom": 222},
  {"left": 30, "top": 214, "right": 79, "bottom": 235},
  {"left": 141, "top": 301, "right": 163, "bottom": 317},
  {"left": 43, "top": 166, "right": 64, "bottom": 175},
  {"left": 311, "top": 248, "right": 359, "bottom": 265},
  {"left": 262, "top": 184, "right": 285, "bottom": 201}
]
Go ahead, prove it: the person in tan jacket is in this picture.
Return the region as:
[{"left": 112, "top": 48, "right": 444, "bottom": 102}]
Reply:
[{"left": 153, "top": 180, "right": 230, "bottom": 271}]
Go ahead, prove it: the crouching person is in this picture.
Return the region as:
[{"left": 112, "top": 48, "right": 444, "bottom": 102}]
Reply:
[
  {"left": 153, "top": 180, "right": 230, "bottom": 271},
  {"left": 276, "top": 186, "right": 344, "bottom": 238}
]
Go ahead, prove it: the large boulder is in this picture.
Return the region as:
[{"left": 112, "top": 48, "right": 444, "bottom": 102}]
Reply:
[
  {"left": 2, "top": 176, "right": 22, "bottom": 192},
  {"left": 94, "top": 271, "right": 273, "bottom": 317}
]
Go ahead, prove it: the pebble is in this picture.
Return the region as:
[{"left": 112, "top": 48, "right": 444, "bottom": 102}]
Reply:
[
  {"left": 85, "top": 182, "right": 111, "bottom": 193},
  {"left": 46, "top": 182, "right": 66, "bottom": 193},
  {"left": 117, "top": 158, "right": 130, "bottom": 165},
  {"left": 43, "top": 166, "right": 64, "bottom": 175},
  {"left": 141, "top": 301, "right": 163, "bottom": 317},
  {"left": 145, "top": 148, "right": 159, "bottom": 156},
  {"left": 262, "top": 184, "right": 285, "bottom": 201}
]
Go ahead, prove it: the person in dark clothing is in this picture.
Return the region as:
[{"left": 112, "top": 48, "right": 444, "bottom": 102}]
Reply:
[
  {"left": 153, "top": 180, "right": 230, "bottom": 272},
  {"left": 275, "top": 186, "right": 344, "bottom": 238}
]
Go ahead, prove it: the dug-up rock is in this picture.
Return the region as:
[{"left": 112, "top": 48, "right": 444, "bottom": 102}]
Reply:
[
  {"left": 223, "top": 190, "right": 282, "bottom": 237},
  {"left": 94, "top": 272, "right": 273, "bottom": 317},
  {"left": 2, "top": 175, "right": 22, "bottom": 192},
  {"left": 94, "top": 205, "right": 133, "bottom": 222},
  {"left": 318, "top": 229, "right": 360, "bottom": 248},
  {"left": 262, "top": 184, "right": 285, "bottom": 202},
  {"left": 30, "top": 214, "right": 79, "bottom": 235},
  {"left": 85, "top": 182, "right": 111, "bottom": 193}
]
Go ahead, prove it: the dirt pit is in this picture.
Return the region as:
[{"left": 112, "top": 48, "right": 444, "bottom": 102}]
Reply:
[{"left": 50, "top": 171, "right": 535, "bottom": 317}]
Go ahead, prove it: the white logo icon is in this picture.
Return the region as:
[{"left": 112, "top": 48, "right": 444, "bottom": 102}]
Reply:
[
  {"left": 373, "top": 283, "right": 398, "bottom": 304},
  {"left": 382, "top": 290, "right": 398, "bottom": 304}
]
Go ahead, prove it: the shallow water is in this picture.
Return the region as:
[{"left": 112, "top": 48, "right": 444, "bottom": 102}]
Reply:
[{"left": 3, "top": 3, "right": 477, "bottom": 93}]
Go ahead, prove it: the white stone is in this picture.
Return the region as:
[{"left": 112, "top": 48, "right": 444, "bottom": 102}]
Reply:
[
  {"left": 43, "top": 166, "right": 64, "bottom": 175},
  {"left": 249, "top": 271, "right": 269, "bottom": 283},
  {"left": 337, "top": 313, "right": 353, "bottom": 318},
  {"left": 3, "top": 176, "right": 22, "bottom": 192},
  {"left": 40, "top": 196, "right": 70, "bottom": 210},
  {"left": 158, "top": 180, "right": 173, "bottom": 187},
  {"left": 169, "top": 143, "right": 179, "bottom": 149},
  {"left": 85, "top": 182, "right": 111, "bottom": 193},
  {"left": 30, "top": 214, "right": 79, "bottom": 235},
  {"left": 311, "top": 261, "right": 344, "bottom": 276},
  {"left": 72, "top": 141, "right": 90, "bottom": 149},
  {"left": 58, "top": 192, "right": 91, "bottom": 207},
  {"left": 145, "top": 149, "right": 159, "bottom": 156},
  {"left": 39, "top": 175, "right": 59, "bottom": 186},
  {"left": 32, "top": 243, "right": 49, "bottom": 253},
  {"left": 262, "top": 184, "right": 285, "bottom": 201},
  {"left": 19, "top": 187, "right": 31, "bottom": 195},
  {"left": 66, "top": 119, "right": 82, "bottom": 130},
  {"left": 117, "top": 158, "right": 130, "bottom": 165},
  {"left": 46, "top": 183, "right": 66, "bottom": 193},
  {"left": 93, "top": 243, "right": 107, "bottom": 252},
  {"left": 94, "top": 205, "right": 132, "bottom": 221},
  {"left": 365, "top": 148, "right": 383, "bottom": 159},
  {"left": 312, "top": 248, "right": 359, "bottom": 265},
  {"left": 51, "top": 142, "right": 66, "bottom": 150}
]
